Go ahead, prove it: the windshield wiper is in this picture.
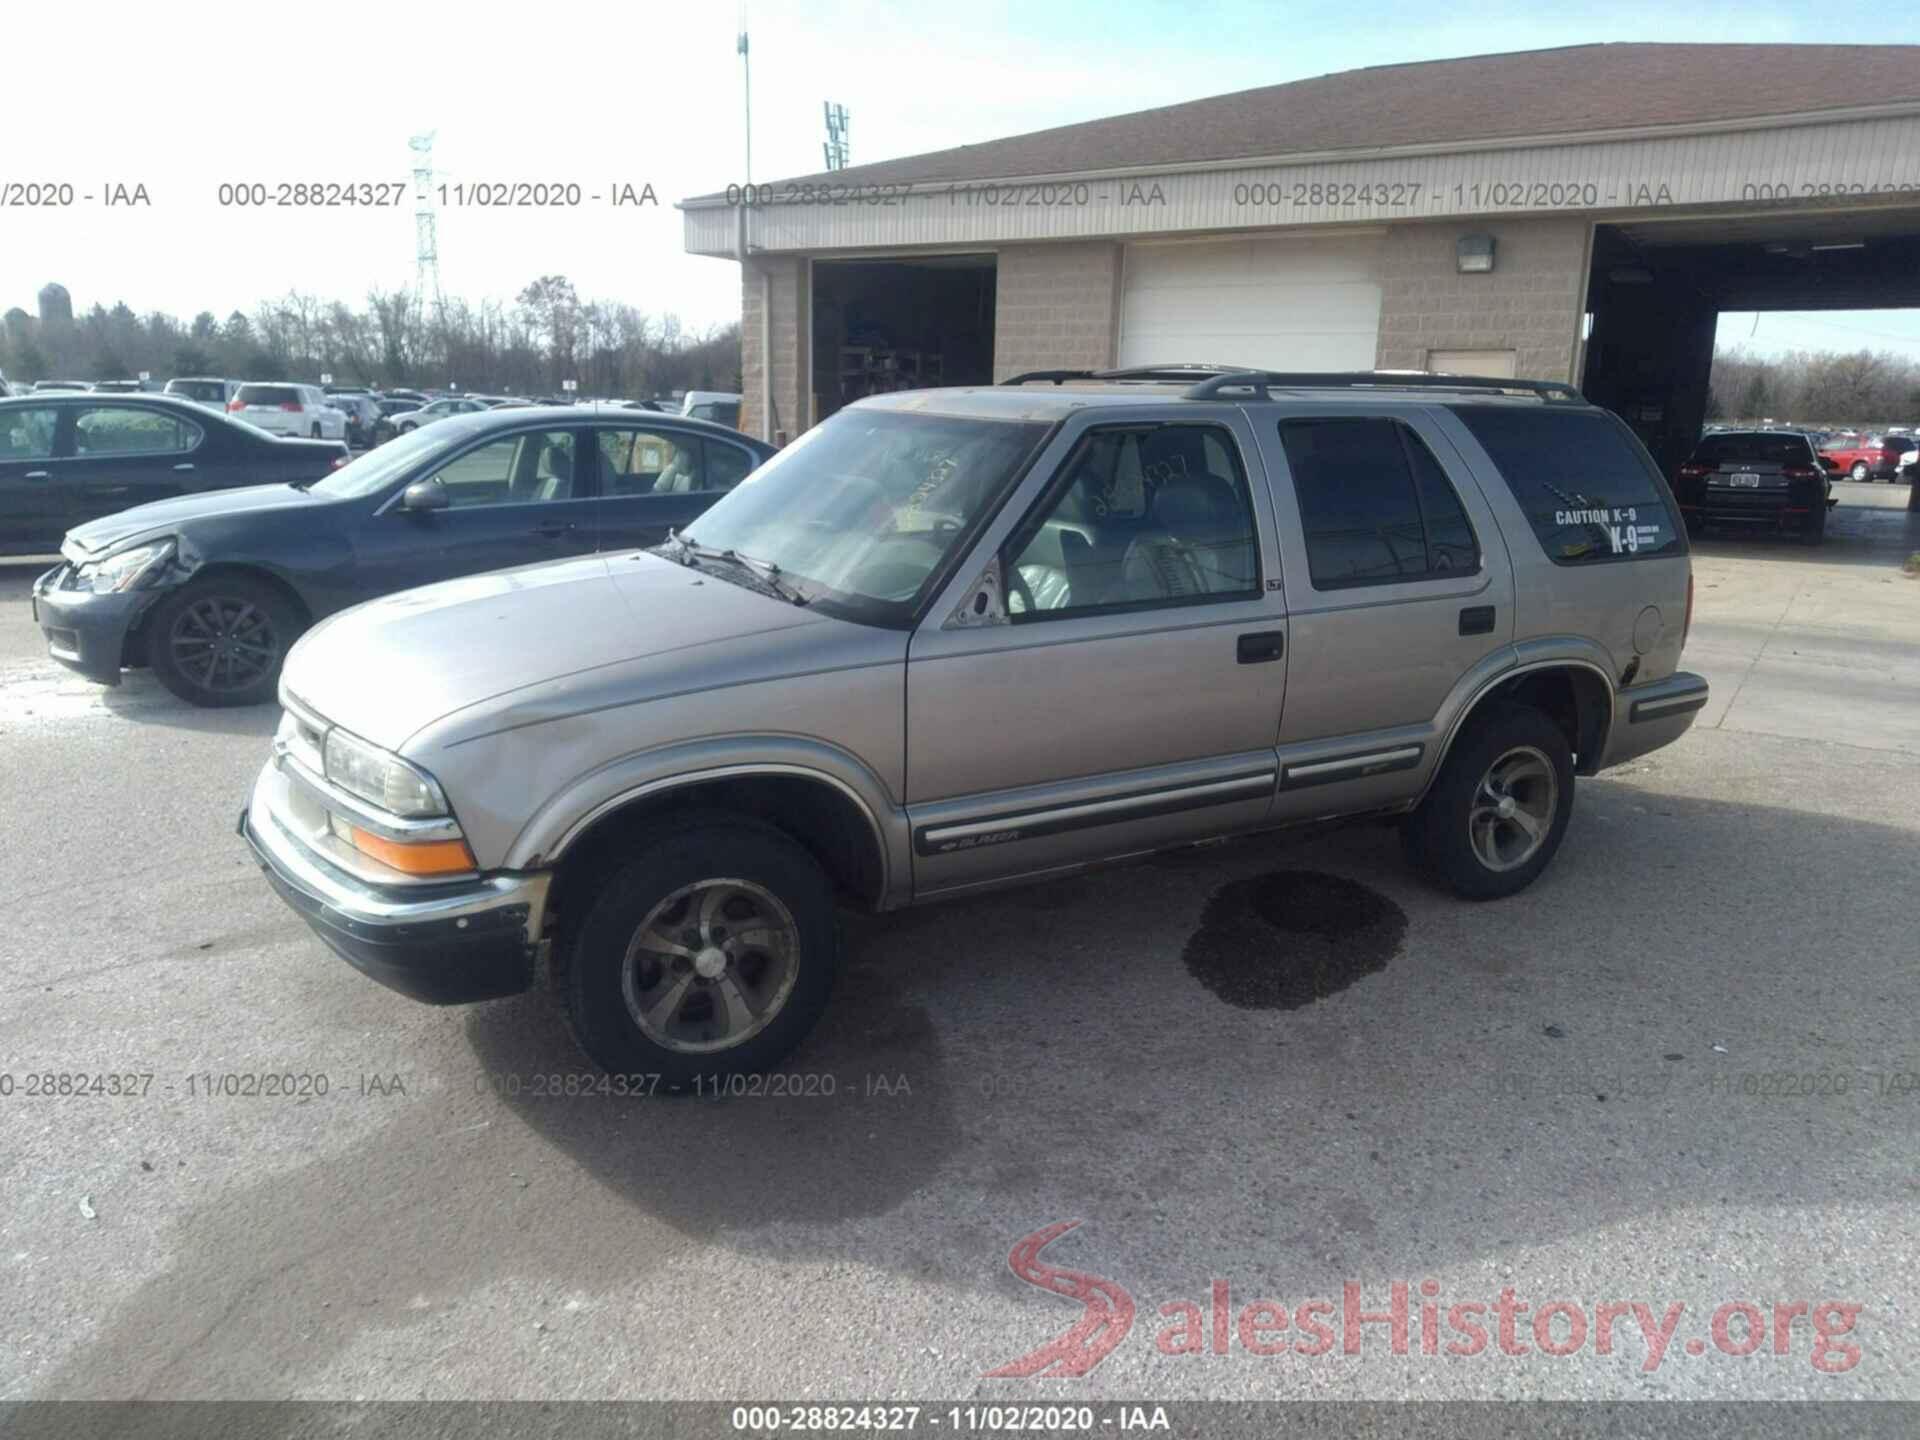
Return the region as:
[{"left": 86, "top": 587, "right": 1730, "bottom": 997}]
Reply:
[{"left": 665, "top": 531, "right": 810, "bottom": 606}]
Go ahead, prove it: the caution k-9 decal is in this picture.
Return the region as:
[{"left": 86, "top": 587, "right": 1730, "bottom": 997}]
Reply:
[{"left": 1555, "top": 505, "right": 1664, "bottom": 555}]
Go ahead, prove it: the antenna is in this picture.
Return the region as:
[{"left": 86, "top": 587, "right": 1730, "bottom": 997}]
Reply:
[
  {"left": 823, "top": 102, "right": 849, "bottom": 171},
  {"left": 408, "top": 131, "right": 445, "bottom": 326}
]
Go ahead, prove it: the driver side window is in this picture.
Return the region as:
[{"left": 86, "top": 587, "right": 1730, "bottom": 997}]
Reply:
[
  {"left": 1004, "top": 425, "right": 1260, "bottom": 620},
  {"left": 424, "top": 430, "right": 576, "bottom": 509}
]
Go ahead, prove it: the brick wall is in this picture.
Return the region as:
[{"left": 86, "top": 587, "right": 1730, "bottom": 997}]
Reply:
[
  {"left": 739, "top": 255, "right": 807, "bottom": 442},
  {"left": 992, "top": 242, "right": 1122, "bottom": 380},
  {"left": 1374, "top": 218, "right": 1589, "bottom": 382}
]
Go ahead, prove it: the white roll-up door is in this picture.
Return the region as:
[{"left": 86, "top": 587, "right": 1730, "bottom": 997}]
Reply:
[{"left": 1118, "top": 234, "right": 1384, "bottom": 371}]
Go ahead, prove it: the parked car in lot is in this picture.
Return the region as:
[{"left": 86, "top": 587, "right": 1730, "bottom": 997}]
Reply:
[
  {"left": 165, "top": 377, "right": 241, "bottom": 412},
  {"left": 3, "top": 393, "right": 345, "bottom": 556},
  {"left": 1674, "top": 429, "right": 1837, "bottom": 543},
  {"left": 90, "top": 380, "right": 146, "bottom": 394},
  {"left": 1818, "top": 432, "right": 1904, "bottom": 481},
  {"left": 237, "top": 368, "right": 1707, "bottom": 1087},
  {"left": 326, "top": 392, "right": 382, "bottom": 449},
  {"left": 228, "top": 383, "right": 349, "bottom": 442},
  {"left": 389, "top": 396, "right": 490, "bottom": 434},
  {"left": 680, "top": 390, "right": 742, "bottom": 427},
  {"left": 33, "top": 380, "right": 93, "bottom": 393},
  {"left": 32, "top": 405, "right": 771, "bottom": 705}
]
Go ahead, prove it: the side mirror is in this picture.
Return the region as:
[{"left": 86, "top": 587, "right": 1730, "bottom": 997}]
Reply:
[{"left": 401, "top": 478, "right": 449, "bottom": 512}]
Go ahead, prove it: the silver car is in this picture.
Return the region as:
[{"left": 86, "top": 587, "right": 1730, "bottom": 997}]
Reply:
[{"left": 241, "top": 368, "right": 1709, "bottom": 1087}]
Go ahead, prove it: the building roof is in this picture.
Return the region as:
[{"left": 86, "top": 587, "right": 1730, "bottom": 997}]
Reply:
[{"left": 689, "top": 43, "right": 1920, "bottom": 201}]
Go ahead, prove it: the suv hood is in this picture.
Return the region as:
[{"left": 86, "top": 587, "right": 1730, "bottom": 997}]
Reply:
[
  {"left": 64, "top": 482, "right": 321, "bottom": 557},
  {"left": 281, "top": 551, "right": 831, "bottom": 749}
]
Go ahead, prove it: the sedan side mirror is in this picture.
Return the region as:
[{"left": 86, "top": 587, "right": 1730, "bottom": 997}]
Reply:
[{"left": 402, "top": 478, "right": 450, "bottom": 511}]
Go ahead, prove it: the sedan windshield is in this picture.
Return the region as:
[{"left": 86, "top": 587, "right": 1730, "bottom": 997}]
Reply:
[
  {"left": 305, "top": 421, "right": 458, "bottom": 498},
  {"left": 672, "top": 408, "right": 1051, "bottom": 626}
]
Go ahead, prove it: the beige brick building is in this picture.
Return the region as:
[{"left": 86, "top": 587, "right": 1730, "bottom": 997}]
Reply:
[{"left": 689, "top": 44, "right": 1920, "bottom": 470}]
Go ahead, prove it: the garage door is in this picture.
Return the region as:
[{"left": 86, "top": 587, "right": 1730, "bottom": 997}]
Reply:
[{"left": 1118, "top": 235, "right": 1383, "bottom": 371}]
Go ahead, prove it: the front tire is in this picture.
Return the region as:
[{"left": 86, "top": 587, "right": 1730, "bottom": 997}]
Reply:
[
  {"left": 146, "top": 576, "right": 302, "bottom": 707},
  {"left": 1405, "top": 702, "right": 1575, "bottom": 900},
  {"left": 561, "top": 818, "right": 839, "bottom": 1090}
]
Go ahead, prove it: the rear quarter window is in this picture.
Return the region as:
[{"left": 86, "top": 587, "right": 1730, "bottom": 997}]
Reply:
[{"left": 1449, "top": 405, "right": 1684, "bottom": 564}]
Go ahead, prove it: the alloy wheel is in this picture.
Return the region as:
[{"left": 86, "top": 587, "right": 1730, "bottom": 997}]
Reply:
[
  {"left": 168, "top": 596, "right": 280, "bottom": 695},
  {"left": 620, "top": 878, "right": 801, "bottom": 1054},
  {"left": 1467, "top": 745, "right": 1558, "bottom": 872}
]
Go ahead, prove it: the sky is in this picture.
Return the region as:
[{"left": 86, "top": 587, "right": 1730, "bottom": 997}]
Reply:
[{"left": 4, "top": 0, "right": 1919, "bottom": 353}]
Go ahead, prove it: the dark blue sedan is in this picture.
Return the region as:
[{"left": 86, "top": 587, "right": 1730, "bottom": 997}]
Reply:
[{"left": 31, "top": 405, "right": 774, "bottom": 706}]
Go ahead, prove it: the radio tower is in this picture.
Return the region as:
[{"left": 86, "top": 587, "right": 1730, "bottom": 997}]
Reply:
[
  {"left": 823, "top": 103, "right": 849, "bottom": 170},
  {"left": 409, "top": 132, "right": 445, "bottom": 324}
]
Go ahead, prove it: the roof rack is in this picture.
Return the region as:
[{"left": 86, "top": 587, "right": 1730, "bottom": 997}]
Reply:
[
  {"left": 1001, "top": 364, "right": 1244, "bottom": 387},
  {"left": 1182, "top": 370, "right": 1585, "bottom": 403}
]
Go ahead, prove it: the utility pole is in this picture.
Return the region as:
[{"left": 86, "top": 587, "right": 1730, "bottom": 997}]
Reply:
[{"left": 737, "top": 5, "right": 752, "bottom": 184}]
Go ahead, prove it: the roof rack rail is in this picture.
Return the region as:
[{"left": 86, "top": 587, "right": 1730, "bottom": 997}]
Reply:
[
  {"left": 1000, "top": 369, "right": 1097, "bottom": 386},
  {"left": 1182, "top": 370, "right": 1584, "bottom": 403},
  {"left": 1001, "top": 363, "right": 1244, "bottom": 387}
]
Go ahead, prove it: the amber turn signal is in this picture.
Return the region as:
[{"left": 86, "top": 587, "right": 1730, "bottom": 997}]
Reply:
[{"left": 348, "top": 827, "right": 477, "bottom": 876}]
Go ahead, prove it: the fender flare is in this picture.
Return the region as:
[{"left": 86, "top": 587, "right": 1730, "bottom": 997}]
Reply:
[{"left": 1413, "top": 650, "right": 1617, "bottom": 807}]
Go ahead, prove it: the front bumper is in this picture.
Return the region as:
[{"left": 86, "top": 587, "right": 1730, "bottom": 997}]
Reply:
[
  {"left": 1600, "top": 670, "right": 1710, "bottom": 770},
  {"left": 30, "top": 564, "right": 154, "bottom": 685},
  {"left": 241, "top": 763, "right": 548, "bottom": 1005}
]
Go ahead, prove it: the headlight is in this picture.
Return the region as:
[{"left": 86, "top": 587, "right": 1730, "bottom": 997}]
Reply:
[
  {"left": 323, "top": 726, "right": 448, "bottom": 818},
  {"left": 74, "top": 539, "right": 174, "bottom": 594}
]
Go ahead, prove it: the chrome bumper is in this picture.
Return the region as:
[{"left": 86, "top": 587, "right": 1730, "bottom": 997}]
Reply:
[{"left": 243, "top": 763, "right": 551, "bottom": 1004}]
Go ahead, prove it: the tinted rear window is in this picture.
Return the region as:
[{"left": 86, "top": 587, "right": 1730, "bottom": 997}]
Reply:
[
  {"left": 1691, "top": 433, "right": 1814, "bottom": 465},
  {"left": 167, "top": 380, "right": 226, "bottom": 402},
  {"left": 1449, "top": 406, "right": 1683, "bottom": 564},
  {"left": 237, "top": 385, "right": 301, "bottom": 406}
]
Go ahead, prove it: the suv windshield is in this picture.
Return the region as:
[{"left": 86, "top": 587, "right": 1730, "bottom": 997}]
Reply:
[
  {"left": 673, "top": 408, "right": 1050, "bottom": 625},
  {"left": 306, "top": 422, "right": 459, "bottom": 499}
]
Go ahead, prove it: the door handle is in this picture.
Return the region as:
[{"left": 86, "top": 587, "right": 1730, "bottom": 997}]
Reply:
[
  {"left": 24, "top": 470, "right": 50, "bottom": 481},
  {"left": 1458, "top": 605, "right": 1496, "bottom": 637},
  {"left": 531, "top": 522, "right": 577, "bottom": 538},
  {"left": 1236, "top": 630, "right": 1286, "bottom": 664},
  {"left": 172, "top": 463, "right": 195, "bottom": 472}
]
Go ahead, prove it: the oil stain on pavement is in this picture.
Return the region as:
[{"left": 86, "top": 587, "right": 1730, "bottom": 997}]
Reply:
[{"left": 1183, "top": 869, "right": 1406, "bottom": 1010}]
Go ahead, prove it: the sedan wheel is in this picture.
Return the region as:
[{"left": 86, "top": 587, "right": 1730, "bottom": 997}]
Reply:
[
  {"left": 1850, "top": 461, "right": 1869, "bottom": 481},
  {"left": 147, "top": 577, "right": 301, "bottom": 707}
]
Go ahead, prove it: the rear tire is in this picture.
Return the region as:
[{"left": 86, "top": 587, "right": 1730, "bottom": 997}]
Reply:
[
  {"left": 146, "top": 575, "right": 302, "bottom": 707},
  {"left": 1799, "top": 505, "right": 1828, "bottom": 546},
  {"left": 560, "top": 817, "right": 839, "bottom": 1091},
  {"left": 1406, "top": 702, "right": 1575, "bottom": 900},
  {"left": 1849, "top": 461, "right": 1869, "bottom": 481}
]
